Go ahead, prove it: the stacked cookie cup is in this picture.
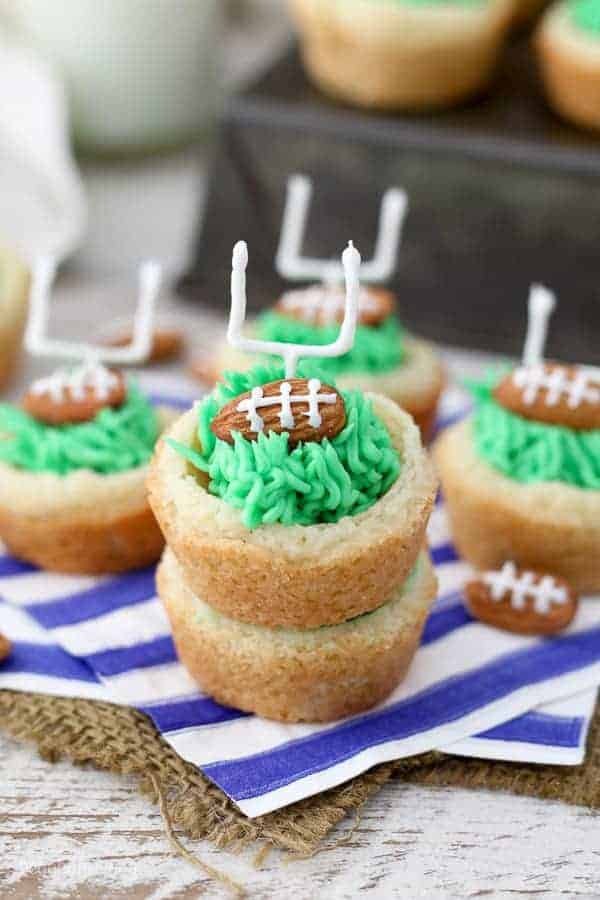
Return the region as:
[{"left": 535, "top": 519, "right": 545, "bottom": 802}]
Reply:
[{"left": 149, "top": 394, "right": 438, "bottom": 723}]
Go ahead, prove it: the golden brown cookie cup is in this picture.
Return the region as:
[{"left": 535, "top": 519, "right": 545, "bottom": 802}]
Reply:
[
  {"left": 328, "top": 339, "right": 445, "bottom": 444},
  {"left": 433, "top": 419, "right": 600, "bottom": 594},
  {"left": 0, "top": 408, "right": 177, "bottom": 574},
  {"left": 289, "top": 0, "right": 514, "bottom": 111},
  {"left": 158, "top": 546, "right": 437, "bottom": 723},
  {"left": 0, "top": 246, "right": 29, "bottom": 391},
  {"left": 536, "top": 2, "right": 600, "bottom": 132},
  {"left": 148, "top": 395, "right": 437, "bottom": 629}
]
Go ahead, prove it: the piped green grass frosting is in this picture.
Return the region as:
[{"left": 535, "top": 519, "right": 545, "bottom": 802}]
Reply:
[
  {"left": 0, "top": 385, "right": 159, "bottom": 476},
  {"left": 169, "top": 363, "right": 401, "bottom": 529},
  {"left": 256, "top": 311, "right": 404, "bottom": 377},
  {"left": 470, "top": 376, "right": 600, "bottom": 489},
  {"left": 571, "top": 0, "right": 600, "bottom": 34}
]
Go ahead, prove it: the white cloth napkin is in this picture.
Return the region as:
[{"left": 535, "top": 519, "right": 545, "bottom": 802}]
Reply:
[{"left": 0, "top": 39, "right": 85, "bottom": 261}]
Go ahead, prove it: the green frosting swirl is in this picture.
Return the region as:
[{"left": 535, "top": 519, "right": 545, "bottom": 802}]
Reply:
[
  {"left": 169, "top": 364, "right": 401, "bottom": 529},
  {"left": 256, "top": 312, "right": 404, "bottom": 377},
  {"left": 470, "top": 378, "right": 600, "bottom": 489},
  {"left": 0, "top": 385, "right": 159, "bottom": 476},
  {"left": 571, "top": 0, "right": 600, "bottom": 34}
]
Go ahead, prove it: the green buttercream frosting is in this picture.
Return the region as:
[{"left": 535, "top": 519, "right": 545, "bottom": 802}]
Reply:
[
  {"left": 470, "top": 378, "right": 600, "bottom": 489},
  {"left": 0, "top": 385, "right": 159, "bottom": 476},
  {"left": 571, "top": 0, "right": 600, "bottom": 34},
  {"left": 169, "top": 363, "right": 401, "bottom": 529},
  {"left": 255, "top": 312, "right": 404, "bottom": 377}
]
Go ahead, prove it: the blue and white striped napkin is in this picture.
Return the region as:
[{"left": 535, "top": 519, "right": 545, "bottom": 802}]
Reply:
[{"left": 0, "top": 384, "right": 599, "bottom": 816}]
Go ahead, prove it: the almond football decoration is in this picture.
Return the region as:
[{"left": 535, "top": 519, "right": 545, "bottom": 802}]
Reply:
[
  {"left": 22, "top": 364, "right": 127, "bottom": 426},
  {"left": 275, "top": 285, "right": 394, "bottom": 328},
  {"left": 211, "top": 378, "right": 346, "bottom": 448},
  {"left": 464, "top": 561, "right": 578, "bottom": 636},
  {"left": 104, "top": 326, "right": 184, "bottom": 363},
  {"left": 0, "top": 632, "right": 12, "bottom": 662},
  {"left": 494, "top": 363, "right": 600, "bottom": 431}
]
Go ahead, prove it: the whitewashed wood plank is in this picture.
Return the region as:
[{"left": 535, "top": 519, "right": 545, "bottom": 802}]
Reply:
[{"left": 2, "top": 733, "right": 600, "bottom": 900}]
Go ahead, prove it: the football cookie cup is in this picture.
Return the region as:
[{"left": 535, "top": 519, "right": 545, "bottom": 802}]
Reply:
[
  {"left": 434, "top": 419, "right": 600, "bottom": 593},
  {"left": 158, "top": 547, "right": 437, "bottom": 723},
  {"left": 536, "top": 1, "right": 600, "bottom": 131},
  {"left": 192, "top": 336, "right": 444, "bottom": 442},
  {"left": 0, "top": 247, "right": 29, "bottom": 390},
  {"left": 148, "top": 395, "right": 437, "bottom": 629},
  {"left": 0, "top": 408, "right": 176, "bottom": 574},
  {"left": 288, "top": 0, "right": 514, "bottom": 111}
]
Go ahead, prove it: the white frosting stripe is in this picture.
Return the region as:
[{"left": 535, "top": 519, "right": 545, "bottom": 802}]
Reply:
[
  {"left": 30, "top": 361, "right": 120, "bottom": 403},
  {"left": 236, "top": 379, "right": 337, "bottom": 433},
  {"left": 482, "top": 562, "right": 568, "bottom": 616},
  {"left": 512, "top": 365, "right": 600, "bottom": 409},
  {"left": 280, "top": 285, "right": 380, "bottom": 325}
]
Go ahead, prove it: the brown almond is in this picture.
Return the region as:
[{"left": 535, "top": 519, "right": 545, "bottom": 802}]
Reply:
[
  {"left": 211, "top": 377, "right": 346, "bottom": 448},
  {"left": 275, "top": 286, "right": 395, "bottom": 328},
  {"left": 104, "top": 327, "right": 184, "bottom": 363},
  {"left": 464, "top": 564, "right": 578, "bottom": 636},
  {"left": 0, "top": 632, "right": 12, "bottom": 662},
  {"left": 22, "top": 371, "right": 127, "bottom": 425},
  {"left": 494, "top": 363, "right": 600, "bottom": 430}
]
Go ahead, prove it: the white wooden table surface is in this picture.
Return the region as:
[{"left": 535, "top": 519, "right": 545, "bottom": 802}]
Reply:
[
  {"left": 3, "top": 6, "right": 600, "bottom": 895},
  {"left": 3, "top": 731, "right": 600, "bottom": 899}
]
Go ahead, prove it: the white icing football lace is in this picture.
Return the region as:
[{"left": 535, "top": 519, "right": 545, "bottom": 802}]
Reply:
[
  {"left": 30, "top": 360, "right": 119, "bottom": 403},
  {"left": 236, "top": 378, "right": 337, "bottom": 433},
  {"left": 279, "top": 285, "right": 380, "bottom": 325},
  {"left": 512, "top": 365, "right": 600, "bottom": 409},
  {"left": 482, "top": 561, "right": 568, "bottom": 615}
]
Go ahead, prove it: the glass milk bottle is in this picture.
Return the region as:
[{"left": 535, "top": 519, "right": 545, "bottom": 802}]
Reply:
[{"left": 11, "top": 0, "right": 222, "bottom": 153}]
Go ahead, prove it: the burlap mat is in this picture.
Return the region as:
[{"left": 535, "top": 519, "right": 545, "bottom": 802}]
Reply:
[{"left": 2, "top": 689, "right": 599, "bottom": 857}]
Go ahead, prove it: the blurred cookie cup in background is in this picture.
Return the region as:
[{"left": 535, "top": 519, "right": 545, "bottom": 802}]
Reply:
[
  {"left": 536, "top": 0, "right": 600, "bottom": 131},
  {"left": 0, "top": 414, "right": 172, "bottom": 574},
  {"left": 0, "top": 258, "right": 178, "bottom": 574},
  {"left": 288, "top": 0, "right": 514, "bottom": 111},
  {"left": 434, "top": 286, "right": 600, "bottom": 593}
]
